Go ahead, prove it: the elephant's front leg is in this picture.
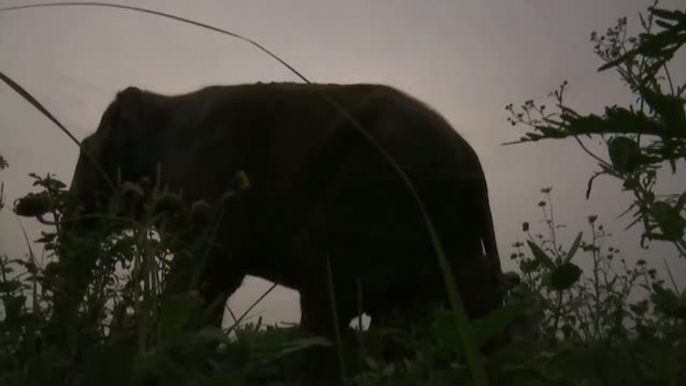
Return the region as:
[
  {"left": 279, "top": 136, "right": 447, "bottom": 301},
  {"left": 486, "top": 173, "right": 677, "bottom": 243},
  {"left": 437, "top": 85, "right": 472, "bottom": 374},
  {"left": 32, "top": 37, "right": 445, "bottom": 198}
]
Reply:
[
  {"left": 197, "top": 253, "right": 246, "bottom": 328},
  {"left": 299, "top": 282, "right": 359, "bottom": 382},
  {"left": 163, "top": 246, "right": 245, "bottom": 328},
  {"left": 299, "top": 289, "right": 352, "bottom": 339}
]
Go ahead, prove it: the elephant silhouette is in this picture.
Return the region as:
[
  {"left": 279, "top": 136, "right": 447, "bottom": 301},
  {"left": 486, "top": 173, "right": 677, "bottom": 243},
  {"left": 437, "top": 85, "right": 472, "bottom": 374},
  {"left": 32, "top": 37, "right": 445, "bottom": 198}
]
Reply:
[{"left": 60, "top": 82, "right": 504, "bottom": 352}]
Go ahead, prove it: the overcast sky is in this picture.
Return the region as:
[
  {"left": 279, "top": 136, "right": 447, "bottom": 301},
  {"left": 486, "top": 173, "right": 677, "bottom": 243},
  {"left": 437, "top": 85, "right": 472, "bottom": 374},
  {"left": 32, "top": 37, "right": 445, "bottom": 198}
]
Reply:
[{"left": 1, "top": 0, "right": 684, "bottom": 326}]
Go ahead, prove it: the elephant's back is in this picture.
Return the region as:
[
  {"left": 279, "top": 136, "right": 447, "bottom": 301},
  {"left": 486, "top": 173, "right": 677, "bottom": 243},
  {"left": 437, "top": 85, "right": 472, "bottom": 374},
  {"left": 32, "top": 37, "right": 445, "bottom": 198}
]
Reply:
[
  {"left": 147, "top": 82, "right": 487, "bottom": 265},
  {"left": 181, "top": 82, "right": 480, "bottom": 178},
  {"left": 224, "top": 84, "right": 488, "bottom": 290},
  {"left": 155, "top": 82, "right": 478, "bottom": 199}
]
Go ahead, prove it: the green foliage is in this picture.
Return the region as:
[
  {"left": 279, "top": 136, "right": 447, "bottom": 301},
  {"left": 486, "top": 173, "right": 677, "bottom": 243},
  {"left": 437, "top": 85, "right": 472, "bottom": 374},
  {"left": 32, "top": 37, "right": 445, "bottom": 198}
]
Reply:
[
  {"left": 0, "top": 170, "right": 249, "bottom": 385},
  {"left": 3, "top": 168, "right": 681, "bottom": 384},
  {"left": 506, "top": 1, "right": 686, "bottom": 258},
  {"left": 508, "top": 190, "right": 686, "bottom": 385},
  {"left": 347, "top": 190, "right": 685, "bottom": 386}
]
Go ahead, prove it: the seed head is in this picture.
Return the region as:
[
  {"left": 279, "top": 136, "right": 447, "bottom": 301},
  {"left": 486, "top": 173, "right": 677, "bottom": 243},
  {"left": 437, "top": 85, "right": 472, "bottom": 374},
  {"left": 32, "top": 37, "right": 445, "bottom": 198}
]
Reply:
[{"left": 14, "top": 192, "right": 53, "bottom": 217}]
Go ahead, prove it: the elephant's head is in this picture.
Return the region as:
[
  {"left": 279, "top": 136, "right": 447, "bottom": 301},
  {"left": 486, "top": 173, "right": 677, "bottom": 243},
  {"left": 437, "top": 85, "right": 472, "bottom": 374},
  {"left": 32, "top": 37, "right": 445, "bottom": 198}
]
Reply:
[
  {"left": 69, "top": 87, "right": 152, "bottom": 220},
  {"left": 47, "top": 87, "right": 161, "bottom": 350}
]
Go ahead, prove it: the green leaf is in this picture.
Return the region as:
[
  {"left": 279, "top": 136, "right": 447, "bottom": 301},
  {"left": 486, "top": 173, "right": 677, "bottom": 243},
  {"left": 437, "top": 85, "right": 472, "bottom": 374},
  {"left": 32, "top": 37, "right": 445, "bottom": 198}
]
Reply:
[
  {"left": 0, "top": 280, "right": 21, "bottom": 293},
  {"left": 157, "top": 291, "right": 203, "bottom": 339},
  {"left": 536, "top": 126, "right": 567, "bottom": 138},
  {"left": 549, "top": 263, "right": 582, "bottom": 291},
  {"left": 651, "top": 284, "right": 686, "bottom": 319},
  {"left": 565, "top": 114, "right": 605, "bottom": 134},
  {"left": 655, "top": 19, "right": 676, "bottom": 29},
  {"left": 639, "top": 87, "right": 686, "bottom": 133},
  {"left": 274, "top": 336, "right": 333, "bottom": 359},
  {"left": 186, "top": 326, "right": 231, "bottom": 344},
  {"left": 673, "top": 190, "right": 686, "bottom": 213},
  {"left": 651, "top": 201, "right": 686, "bottom": 241},
  {"left": 526, "top": 241, "right": 555, "bottom": 270},
  {"left": 650, "top": 8, "right": 684, "bottom": 22},
  {"left": 564, "top": 232, "right": 583, "bottom": 263},
  {"left": 608, "top": 136, "right": 642, "bottom": 173},
  {"left": 472, "top": 304, "right": 527, "bottom": 347},
  {"left": 207, "top": 362, "right": 245, "bottom": 386}
]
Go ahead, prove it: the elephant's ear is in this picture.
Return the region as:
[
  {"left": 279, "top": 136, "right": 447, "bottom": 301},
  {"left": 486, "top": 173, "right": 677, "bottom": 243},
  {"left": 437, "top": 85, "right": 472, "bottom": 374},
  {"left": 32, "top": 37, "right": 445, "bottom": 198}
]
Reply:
[
  {"left": 71, "top": 87, "right": 147, "bottom": 203},
  {"left": 96, "top": 87, "right": 146, "bottom": 180},
  {"left": 113, "top": 87, "right": 145, "bottom": 132}
]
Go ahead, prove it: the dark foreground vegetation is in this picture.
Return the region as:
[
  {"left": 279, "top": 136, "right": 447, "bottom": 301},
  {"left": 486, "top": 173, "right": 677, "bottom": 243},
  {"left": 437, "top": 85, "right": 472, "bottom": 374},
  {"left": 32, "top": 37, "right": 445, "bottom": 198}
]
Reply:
[{"left": 1, "top": 2, "right": 685, "bottom": 385}]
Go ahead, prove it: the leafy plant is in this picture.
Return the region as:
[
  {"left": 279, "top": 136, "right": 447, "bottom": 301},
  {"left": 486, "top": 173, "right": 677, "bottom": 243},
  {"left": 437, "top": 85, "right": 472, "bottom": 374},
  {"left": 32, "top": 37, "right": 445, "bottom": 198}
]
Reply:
[
  {"left": 506, "top": 1, "right": 686, "bottom": 258},
  {"left": 0, "top": 169, "right": 251, "bottom": 384},
  {"left": 506, "top": 189, "right": 686, "bottom": 385}
]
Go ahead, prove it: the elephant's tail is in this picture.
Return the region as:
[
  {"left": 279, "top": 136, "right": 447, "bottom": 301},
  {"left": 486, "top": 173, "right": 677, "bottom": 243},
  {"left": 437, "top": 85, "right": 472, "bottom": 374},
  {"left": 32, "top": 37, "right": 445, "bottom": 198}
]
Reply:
[{"left": 478, "top": 176, "right": 504, "bottom": 307}]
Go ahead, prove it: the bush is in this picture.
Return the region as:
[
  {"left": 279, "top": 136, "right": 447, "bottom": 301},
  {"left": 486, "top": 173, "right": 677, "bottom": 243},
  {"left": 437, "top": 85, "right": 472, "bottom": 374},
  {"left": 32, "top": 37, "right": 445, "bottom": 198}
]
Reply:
[{"left": 505, "top": 2, "right": 686, "bottom": 258}]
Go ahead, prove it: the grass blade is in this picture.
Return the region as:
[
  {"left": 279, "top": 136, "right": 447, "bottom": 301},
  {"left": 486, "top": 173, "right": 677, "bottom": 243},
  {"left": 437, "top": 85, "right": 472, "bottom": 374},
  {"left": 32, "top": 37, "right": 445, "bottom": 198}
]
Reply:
[
  {"left": 326, "top": 255, "right": 348, "bottom": 385},
  {"left": 0, "top": 70, "right": 115, "bottom": 191},
  {"left": 565, "top": 232, "right": 583, "bottom": 263}
]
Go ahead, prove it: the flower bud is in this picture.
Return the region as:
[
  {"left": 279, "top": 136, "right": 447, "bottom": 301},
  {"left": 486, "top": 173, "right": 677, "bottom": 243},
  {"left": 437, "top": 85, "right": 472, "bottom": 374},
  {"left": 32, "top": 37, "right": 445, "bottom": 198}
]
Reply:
[
  {"left": 14, "top": 192, "right": 53, "bottom": 217},
  {"left": 190, "top": 200, "right": 211, "bottom": 226},
  {"left": 234, "top": 170, "right": 250, "bottom": 191},
  {"left": 153, "top": 191, "right": 184, "bottom": 215},
  {"left": 120, "top": 182, "right": 144, "bottom": 209}
]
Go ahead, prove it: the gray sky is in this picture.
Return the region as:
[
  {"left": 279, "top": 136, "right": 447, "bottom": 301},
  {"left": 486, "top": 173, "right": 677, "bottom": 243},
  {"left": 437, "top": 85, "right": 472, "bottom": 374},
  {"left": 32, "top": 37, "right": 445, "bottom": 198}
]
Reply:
[{"left": 1, "top": 0, "right": 684, "bottom": 326}]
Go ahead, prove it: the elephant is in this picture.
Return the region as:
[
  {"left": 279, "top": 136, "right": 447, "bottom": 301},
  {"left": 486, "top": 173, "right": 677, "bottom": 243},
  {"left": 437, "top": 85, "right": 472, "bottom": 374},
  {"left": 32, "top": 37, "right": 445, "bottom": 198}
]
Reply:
[{"left": 61, "top": 82, "right": 504, "bottom": 355}]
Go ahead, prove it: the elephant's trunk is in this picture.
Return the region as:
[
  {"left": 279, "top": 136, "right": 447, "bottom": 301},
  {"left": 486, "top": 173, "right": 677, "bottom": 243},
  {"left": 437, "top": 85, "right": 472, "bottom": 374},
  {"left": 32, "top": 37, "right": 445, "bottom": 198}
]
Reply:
[
  {"left": 46, "top": 222, "right": 96, "bottom": 357},
  {"left": 45, "top": 156, "right": 107, "bottom": 356}
]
